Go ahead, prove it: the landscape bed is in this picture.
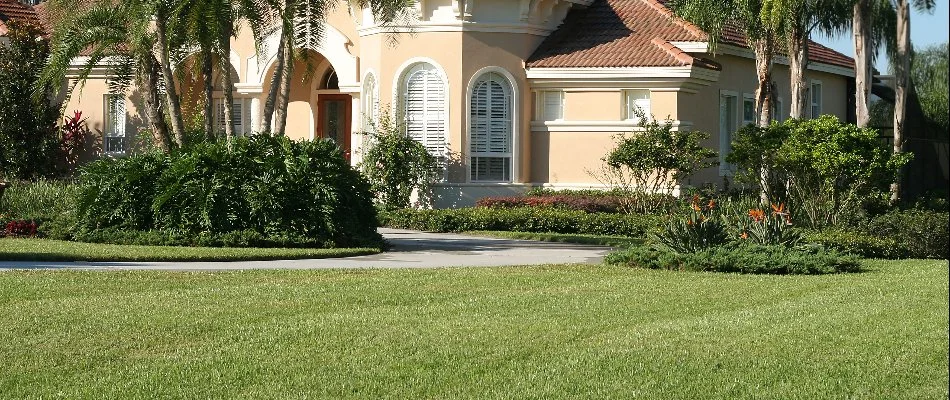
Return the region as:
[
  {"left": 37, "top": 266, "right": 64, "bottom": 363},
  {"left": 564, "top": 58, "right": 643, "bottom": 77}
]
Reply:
[{"left": 0, "top": 260, "right": 946, "bottom": 398}]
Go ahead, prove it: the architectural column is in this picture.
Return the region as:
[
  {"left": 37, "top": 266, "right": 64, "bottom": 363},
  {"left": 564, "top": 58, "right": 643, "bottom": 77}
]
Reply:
[{"left": 250, "top": 97, "right": 261, "bottom": 132}]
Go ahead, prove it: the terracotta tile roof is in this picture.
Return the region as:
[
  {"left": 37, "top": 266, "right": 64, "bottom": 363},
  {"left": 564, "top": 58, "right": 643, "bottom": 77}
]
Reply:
[
  {"left": 0, "top": 0, "right": 43, "bottom": 35},
  {"left": 527, "top": 0, "right": 715, "bottom": 69},
  {"left": 528, "top": 0, "right": 855, "bottom": 71}
]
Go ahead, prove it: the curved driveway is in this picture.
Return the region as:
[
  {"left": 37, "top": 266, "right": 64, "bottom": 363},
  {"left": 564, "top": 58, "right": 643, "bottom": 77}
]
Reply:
[{"left": 0, "top": 228, "right": 612, "bottom": 271}]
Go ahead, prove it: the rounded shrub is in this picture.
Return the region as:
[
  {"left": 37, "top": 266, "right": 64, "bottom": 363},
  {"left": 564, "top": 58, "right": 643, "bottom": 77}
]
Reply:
[{"left": 74, "top": 134, "right": 380, "bottom": 248}]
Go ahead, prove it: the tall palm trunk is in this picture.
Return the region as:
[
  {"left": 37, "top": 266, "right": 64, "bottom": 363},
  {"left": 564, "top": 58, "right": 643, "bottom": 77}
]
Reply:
[
  {"left": 788, "top": 28, "right": 809, "bottom": 119},
  {"left": 853, "top": 0, "right": 873, "bottom": 128},
  {"left": 891, "top": 0, "right": 911, "bottom": 203},
  {"left": 140, "top": 56, "right": 172, "bottom": 152},
  {"left": 261, "top": 27, "right": 287, "bottom": 133},
  {"left": 273, "top": 31, "right": 294, "bottom": 135},
  {"left": 153, "top": 11, "right": 187, "bottom": 147},
  {"left": 753, "top": 36, "right": 775, "bottom": 205},
  {"left": 201, "top": 47, "right": 215, "bottom": 140},
  {"left": 220, "top": 23, "right": 236, "bottom": 141}
]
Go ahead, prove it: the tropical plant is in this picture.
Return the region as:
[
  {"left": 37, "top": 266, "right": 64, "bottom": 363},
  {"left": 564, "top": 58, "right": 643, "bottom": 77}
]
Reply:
[
  {"left": 0, "top": 19, "right": 60, "bottom": 179},
  {"left": 359, "top": 109, "right": 441, "bottom": 210},
  {"left": 61, "top": 111, "right": 90, "bottom": 171},
  {"left": 730, "top": 203, "right": 803, "bottom": 246},
  {"left": 652, "top": 196, "right": 728, "bottom": 254},
  {"left": 911, "top": 42, "right": 949, "bottom": 139},
  {"left": 591, "top": 111, "right": 717, "bottom": 213}
]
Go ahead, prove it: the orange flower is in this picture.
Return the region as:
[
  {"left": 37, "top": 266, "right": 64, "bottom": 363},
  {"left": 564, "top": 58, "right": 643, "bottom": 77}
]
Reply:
[
  {"left": 707, "top": 199, "right": 717, "bottom": 210},
  {"left": 691, "top": 203, "right": 701, "bottom": 212},
  {"left": 771, "top": 203, "right": 787, "bottom": 215},
  {"left": 740, "top": 232, "right": 748, "bottom": 239},
  {"left": 748, "top": 209, "right": 765, "bottom": 222}
]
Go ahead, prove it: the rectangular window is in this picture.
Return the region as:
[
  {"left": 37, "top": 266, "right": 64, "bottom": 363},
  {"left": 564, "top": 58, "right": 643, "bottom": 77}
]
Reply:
[
  {"left": 720, "top": 91, "right": 738, "bottom": 175},
  {"left": 810, "top": 81, "right": 823, "bottom": 118},
  {"left": 214, "top": 99, "right": 246, "bottom": 136},
  {"left": 104, "top": 94, "right": 126, "bottom": 154},
  {"left": 622, "top": 89, "right": 651, "bottom": 121},
  {"left": 535, "top": 90, "right": 563, "bottom": 121},
  {"left": 773, "top": 98, "right": 784, "bottom": 122},
  {"left": 742, "top": 94, "right": 756, "bottom": 126}
]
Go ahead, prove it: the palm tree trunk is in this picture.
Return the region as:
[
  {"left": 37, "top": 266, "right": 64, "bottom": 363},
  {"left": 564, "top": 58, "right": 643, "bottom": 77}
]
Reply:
[
  {"left": 891, "top": 0, "right": 911, "bottom": 203},
  {"left": 853, "top": 0, "right": 873, "bottom": 128},
  {"left": 752, "top": 36, "right": 775, "bottom": 205},
  {"left": 261, "top": 28, "right": 287, "bottom": 133},
  {"left": 221, "top": 24, "right": 236, "bottom": 141},
  {"left": 153, "top": 12, "right": 187, "bottom": 147},
  {"left": 140, "top": 57, "right": 172, "bottom": 152},
  {"left": 788, "top": 29, "right": 809, "bottom": 119},
  {"left": 273, "top": 30, "right": 294, "bottom": 135},
  {"left": 202, "top": 47, "right": 215, "bottom": 141}
]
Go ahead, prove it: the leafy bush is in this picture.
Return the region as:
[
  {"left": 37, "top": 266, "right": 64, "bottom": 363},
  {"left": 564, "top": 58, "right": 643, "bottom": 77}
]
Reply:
[
  {"left": 75, "top": 134, "right": 380, "bottom": 248},
  {"left": 723, "top": 203, "right": 802, "bottom": 247},
  {"left": 652, "top": 196, "right": 727, "bottom": 253},
  {"left": 590, "top": 113, "right": 717, "bottom": 213},
  {"left": 802, "top": 229, "right": 907, "bottom": 259},
  {"left": 867, "top": 209, "right": 949, "bottom": 259},
  {"left": 71, "top": 228, "right": 340, "bottom": 248},
  {"left": 0, "top": 20, "right": 60, "bottom": 179},
  {"left": 476, "top": 195, "right": 625, "bottom": 214},
  {"left": 0, "top": 179, "right": 77, "bottom": 240},
  {"left": 381, "top": 207, "right": 662, "bottom": 238},
  {"left": 359, "top": 109, "right": 441, "bottom": 210},
  {"left": 605, "top": 243, "right": 862, "bottom": 275},
  {"left": 728, "top": 116, "right": 910, "bottom": 228}
]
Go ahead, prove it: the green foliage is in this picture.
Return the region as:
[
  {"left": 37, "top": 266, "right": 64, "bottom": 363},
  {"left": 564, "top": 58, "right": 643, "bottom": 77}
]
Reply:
[
  {"left": 728, "top": 116, "right": 910, "bottom": 228},
  {"left": 802, "top": 229, "right": 907, "bottom": 259},
  {"left": 0, "top": 179, "right": 77, "bottom": 240},
  {"left": 359, "top": 110, "right": 441, "bottom": 210},
  {"left": 652, "top": 198, "right": 727, "bottom": 253},
  {"left": 721, "top": 203, "right": 803, "bottom": 247},
  {"left": 912, "top": 42, "right": 948, "bottom": 139},
  {"left": 381, "top": 207, "right": 663, "bottom": 238},
  {"left": 0, "top": 20, "right": 61, "bottom": 179},
  {"left": 74, "top": 134, "right": 380, "bottom": 248},
  {"left": 593, "top": 113, "right": 717, "bottom": 213},
  {"left": 71, "top": 228, "right": 341, "bottom": 248},
  {"left": 605, "top": 243, "right": 862, "bottom": 275},
  {"left": 866, "top": 209, "right": 949, "bottom": 259}
]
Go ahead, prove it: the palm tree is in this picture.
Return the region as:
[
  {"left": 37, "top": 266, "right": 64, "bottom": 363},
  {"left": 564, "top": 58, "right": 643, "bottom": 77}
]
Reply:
[
  {"left": 667, "top": 0, "right": 780, "bottom": 203},
  {"left": 40, "top": 0, "right": 177, "bottom": 151}
]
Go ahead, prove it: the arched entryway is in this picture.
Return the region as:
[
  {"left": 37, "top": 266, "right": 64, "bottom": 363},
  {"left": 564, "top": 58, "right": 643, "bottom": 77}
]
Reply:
[{"left": 316, "top": 68, "right": 352, "bottom": 160}]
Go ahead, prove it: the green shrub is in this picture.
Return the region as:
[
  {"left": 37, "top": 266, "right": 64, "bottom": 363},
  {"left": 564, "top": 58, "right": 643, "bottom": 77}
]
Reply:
[
  {"left": 652, "top": 198, "right": 727, "bottom": 253},
  {"left": 359, "top": 109, "right": 441, "bottom": 210},
  {"left": 75, "top": 134, "right": 380, "bottom": 248},
  {"left": 803, "top": 229, "right": 908, "bottom": 259},
  {"left": 381, "top": 207, "right": 662, "bottom": 237},
  {"left": 867, "top": 209, "right": 949, "bottom": 259},
  {"left": 71, "top": 228, "right": 353, "bottom": 249},
  {"left": 605, "top": 243, "right": 861, "bottom": 275},
  {"left": 0, "top": 179, "right": 77, "bottom": 240}
]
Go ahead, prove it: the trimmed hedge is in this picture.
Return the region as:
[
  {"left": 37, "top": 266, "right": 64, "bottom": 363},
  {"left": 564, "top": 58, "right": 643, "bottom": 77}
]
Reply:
[
  {"left": 381, "top": 207, "right": 662, "bottom": 237},
  {"left": 803, "top": 229, "right": 908, "bottom": 259},
  {"left": 605, "top": 244, "right": 862, "bottom": 275},
  {"left": 476, "top": 195, "right": 624, "bottom": 213},
  {"left": 867, "top": 209, "right": 948, "bottom": 259},
  {"left": 71, "top": 228, "right": 353, "bottom": 249}
]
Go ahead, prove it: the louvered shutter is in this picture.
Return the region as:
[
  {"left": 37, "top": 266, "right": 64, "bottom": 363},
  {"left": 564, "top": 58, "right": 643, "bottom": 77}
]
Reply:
[
  {"left": 215, "top": 99, "right": 244, "bottom": 135},
  {"left": 404, "top": 65, "right": 446, "bottom": 161},
  {"left": 470, "top": 73, "right": 513, "bottom": 182},
  {"left": 541, "top": 91, "right": 563, "bottom": 121},
  {"left": 105, "top": 95, "right": 126, "bottom": 153}
]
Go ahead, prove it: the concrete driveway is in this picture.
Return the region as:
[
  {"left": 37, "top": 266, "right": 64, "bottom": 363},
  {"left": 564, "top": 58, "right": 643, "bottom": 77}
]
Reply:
[{"left": 0, "top": 228, "right": 612, "bottom": 271}]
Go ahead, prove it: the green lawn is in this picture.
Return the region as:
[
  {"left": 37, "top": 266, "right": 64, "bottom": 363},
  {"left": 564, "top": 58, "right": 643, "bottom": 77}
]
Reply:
[
  {"left": 465, "top": 230, "right": 643, "bottom": 247},
  {"left": 0, "top": 238, "right": 379, "bottom": 262},
  {"left": 0, "top": 260, "right": 947, "bottom": 398}
]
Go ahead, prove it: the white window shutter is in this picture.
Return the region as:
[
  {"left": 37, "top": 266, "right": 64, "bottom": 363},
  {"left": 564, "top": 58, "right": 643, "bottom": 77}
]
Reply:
[
  {"left": 541, "top": 91, "right": 563, "bottom": 121},
  {"left": 404, "top": 65, "right": 446, "bottom": 162},
  {"left": 470, "top": 72, "right": 513, "bottom": 182}
]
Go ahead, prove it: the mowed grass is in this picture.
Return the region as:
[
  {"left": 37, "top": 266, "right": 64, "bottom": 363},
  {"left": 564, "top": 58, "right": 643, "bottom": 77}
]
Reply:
[
  {"left": 465, "top": 230, "right": 643, "bottom": 247},
  {"left": 0, "top": 260, "right": 947, "bottom": 399},
  {"left": 0, "top": 239, "right": 379, "bottom": 262}
]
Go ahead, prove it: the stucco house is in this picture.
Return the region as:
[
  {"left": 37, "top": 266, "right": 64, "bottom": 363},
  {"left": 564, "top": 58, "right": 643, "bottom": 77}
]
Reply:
[{"left": 22, "top": 0, "right": 856, "bottom": 207}]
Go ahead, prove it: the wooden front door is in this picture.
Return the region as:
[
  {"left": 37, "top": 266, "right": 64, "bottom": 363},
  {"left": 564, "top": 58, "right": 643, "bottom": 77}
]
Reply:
[{"left": 317, "top": 94, "right": 352, "bottom": 161}]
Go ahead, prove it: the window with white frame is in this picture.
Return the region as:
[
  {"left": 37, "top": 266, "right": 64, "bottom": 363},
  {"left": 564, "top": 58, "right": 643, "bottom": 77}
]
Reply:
[
  {"left": 104, "top": 94, "right": 126, "bottom": 153},
  {"left": 469, "top": 72, "right": 513, "bottom": 182},
  {"left": 214, "top": 98, "right": 246, "bottom": 136},
  {"left": 622, "top": 89, "right": 651, "bottom": 121},
  {"left": 362, "top": 74, "right": 379, "bottom": 133},
  {"left": 401, "top": 62, "right": 447, "bottom": 163},
  {"left": 719, "top": 91, "right": 738, "bottom": 175},
  {"left": 535, "top": 90, "right": 563, "bottom": 121},
  {"left": 773, "top": 97, "right": 784, "bottom": 122},
  {"left": 742, "top": 94, "right": 756, "bottom": 126},
  {"left": 810, "top": 81, "right": 823, "bottom": 118}
]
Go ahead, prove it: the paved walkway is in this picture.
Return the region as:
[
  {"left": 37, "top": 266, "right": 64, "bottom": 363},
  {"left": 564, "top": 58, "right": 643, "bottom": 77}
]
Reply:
[{"left": 0, "top": 229, "right": 612, "bottom": 271}]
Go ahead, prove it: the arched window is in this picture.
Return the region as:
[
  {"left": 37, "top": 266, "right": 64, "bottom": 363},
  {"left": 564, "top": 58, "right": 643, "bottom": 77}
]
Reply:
[
  {"left": 321, "top": 68, "right": 339, "bottom": 90},
  {"left": 469, "top": 72, "right": 513, "bottom": 182},
  {"left": 400, "top": 63, "right": 447, "bottom": 163},
  {"left": 362, "top": 73, "right": 378, "bottom": 133}
]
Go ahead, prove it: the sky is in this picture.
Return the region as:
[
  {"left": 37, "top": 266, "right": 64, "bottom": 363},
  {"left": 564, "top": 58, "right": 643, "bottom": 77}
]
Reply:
[{"left": 815, "top": 2, "right": 949, "bottom": 73}]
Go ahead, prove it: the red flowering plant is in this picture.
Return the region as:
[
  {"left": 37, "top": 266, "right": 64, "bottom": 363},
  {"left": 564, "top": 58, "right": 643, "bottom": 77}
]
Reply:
[
  {"left": 3, "top": 219, "right": 38, "bottom": 238},
  {"left": 651, "top": 194, "right": 728, "bottom": 253}
]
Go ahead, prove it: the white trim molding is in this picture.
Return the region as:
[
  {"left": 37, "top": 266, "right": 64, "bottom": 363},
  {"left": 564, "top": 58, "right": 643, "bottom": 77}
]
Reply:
[
  {"left": 466, "top": 66, "right": 521, "bottom": 183},
  {"left": 526, "top": 66, "right": 720, "bottom": 93},
  {"left": 530, "top": 119, "right": 694, "bottom": 132},
  {"left": 670, "top": 41, "right": 856, "bottom": 78}
]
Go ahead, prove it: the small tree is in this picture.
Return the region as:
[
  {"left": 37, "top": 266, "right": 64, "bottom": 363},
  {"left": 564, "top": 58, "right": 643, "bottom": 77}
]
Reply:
[
  {"left": 0, "top": 19, "right": 60, "bottom": 179},
  {"left": 591, "top": 113, "right": 717, "bottom": 213},
  {"left": 358, "top": 109, "right": 441, "bottom": 211}
]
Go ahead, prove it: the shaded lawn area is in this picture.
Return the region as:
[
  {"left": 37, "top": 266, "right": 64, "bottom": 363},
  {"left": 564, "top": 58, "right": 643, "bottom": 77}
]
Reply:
[
  {"left": 464, "top": 230, "right": 643, "bottom": 247},
  {"left": 0, "top": 260, "right": 947, "bottom": 398},
  {"left": 0, "top": 239, "right": 380, "bottom": 262}
]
